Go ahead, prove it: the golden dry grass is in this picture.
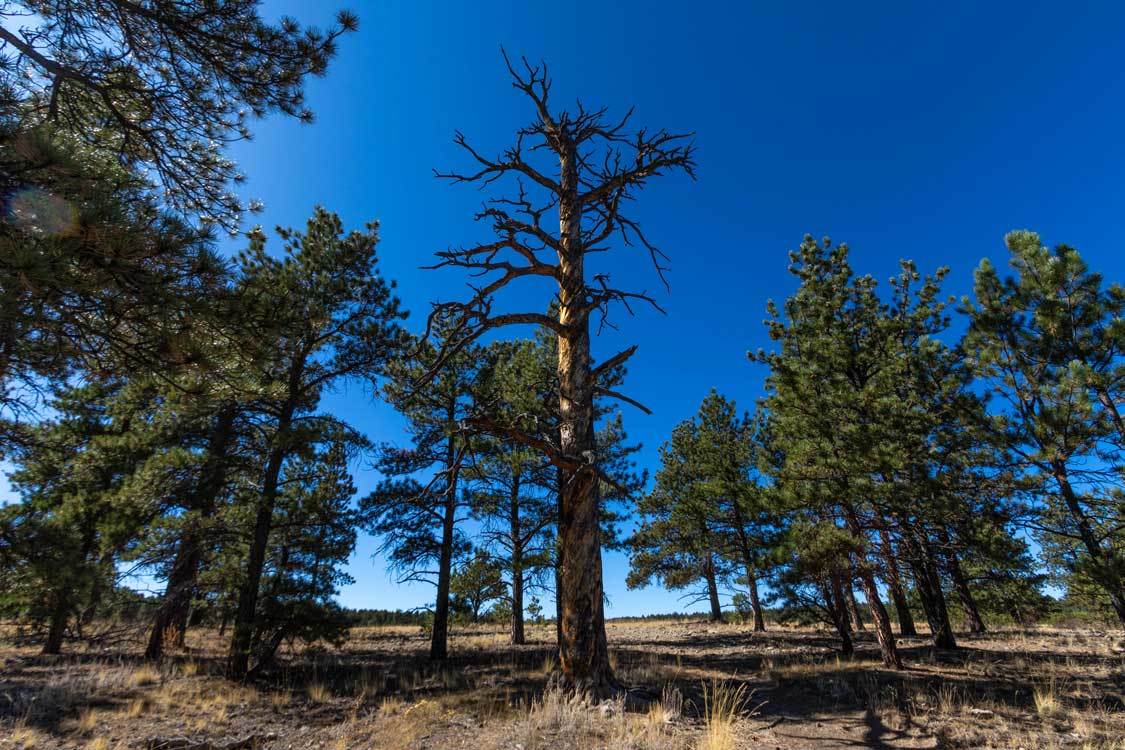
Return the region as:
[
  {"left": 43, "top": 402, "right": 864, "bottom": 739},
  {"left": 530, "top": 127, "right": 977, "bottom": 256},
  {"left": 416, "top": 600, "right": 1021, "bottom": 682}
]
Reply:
[
  {"left": 2, "top": 621, "right": 1123, "bottom": 750},
  {"left": 697, "top": 679, "right": 751, "bottom": 750}
]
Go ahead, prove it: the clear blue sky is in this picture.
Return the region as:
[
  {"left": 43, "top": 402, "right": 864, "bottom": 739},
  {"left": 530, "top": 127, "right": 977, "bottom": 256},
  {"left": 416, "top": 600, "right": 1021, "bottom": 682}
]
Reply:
[{"left": 172, "top": 1, "right": 1125, "bottom": 615}]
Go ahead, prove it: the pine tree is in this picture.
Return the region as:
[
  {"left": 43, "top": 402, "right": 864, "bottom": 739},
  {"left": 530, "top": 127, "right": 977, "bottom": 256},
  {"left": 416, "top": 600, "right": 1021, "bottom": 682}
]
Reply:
[
  {"left": 0, "top": 1, "right": 357, "bottom": 229},
  {"left": 693, "top": 394, "right": 779, "bottom": 632},
  {"left": 628, "top": 420, "right": 731, "bottom": 622},
  {"left": 1, "top": 380, "right": 157, "bottom": 653},
  {"left": 0, "top": 129, "right": 225, "bottom": 453},
  {"left": 450, "top": 551, "right": 507, "bottom": 624},
  {"left": 226, "top": 208, "right": 406, "bottom": 677},
  {"left": 250, "top": 433, "right": 361, "bottom": 672},
  {"left": 363, "top": 325, "right": 483, "bottom": 661},
  {"left": 755, "top": 236, "right": 911, "bottom": 667},
  {"left": 964, "top": 231, "right": 1125, "bottom": 624},
  {"left": 770, "top": 519, "right": 860, "bottom": 656}
]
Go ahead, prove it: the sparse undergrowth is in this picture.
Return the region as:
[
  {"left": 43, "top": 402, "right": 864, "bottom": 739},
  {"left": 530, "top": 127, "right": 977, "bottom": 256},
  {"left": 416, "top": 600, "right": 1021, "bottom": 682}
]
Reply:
[{"left": 1, "top": 620, "right": 1122, "bottom": 749}]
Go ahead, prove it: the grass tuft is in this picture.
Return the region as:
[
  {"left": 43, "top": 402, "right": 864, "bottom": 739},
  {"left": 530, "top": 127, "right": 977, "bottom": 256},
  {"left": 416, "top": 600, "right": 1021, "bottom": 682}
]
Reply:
[{"left": 697, "top": 679, "right": 749, "bottom": 750}]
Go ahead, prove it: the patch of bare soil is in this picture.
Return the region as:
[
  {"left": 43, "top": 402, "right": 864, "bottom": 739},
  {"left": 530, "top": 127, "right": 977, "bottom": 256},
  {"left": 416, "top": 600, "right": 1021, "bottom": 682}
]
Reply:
[{"left": 1, "top": 621, "right": 1122, "bottom": 749}]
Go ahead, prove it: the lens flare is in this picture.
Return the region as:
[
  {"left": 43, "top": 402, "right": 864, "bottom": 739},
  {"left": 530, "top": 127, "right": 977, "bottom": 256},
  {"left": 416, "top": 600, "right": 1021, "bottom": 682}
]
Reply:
[{"left": 4, "top": 186, "right": 79, "bottom": 236}]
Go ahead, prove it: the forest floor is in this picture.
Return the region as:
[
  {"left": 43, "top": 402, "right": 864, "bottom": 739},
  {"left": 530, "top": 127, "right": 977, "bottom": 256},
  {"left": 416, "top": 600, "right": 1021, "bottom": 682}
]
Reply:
[{"left": 1, "top": 619, "right": 1123, "bottom": 749}]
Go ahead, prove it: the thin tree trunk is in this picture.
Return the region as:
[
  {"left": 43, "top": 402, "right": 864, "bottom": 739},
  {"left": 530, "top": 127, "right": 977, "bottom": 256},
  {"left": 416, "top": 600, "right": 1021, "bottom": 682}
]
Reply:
[
  {"left": 149, "top": 406, "right": 236, "bottom": 660},
  {"left": 746, "top": 575, "right": 766, "bottom": 632},
  {"left": 1053, "top": 464, "right": 1125, "bottom": 626},
  {"left": 42, "top": 597, "right": 68, "bottom": 655},
  {"left": 730, "top": 501, "right": 766, "bottom": 631},
  {"left": 704, "top": 555, "right": 723, "bottom": 622},
  {"left": 554, "top": 141, "right": 614, "bottom": 694},
  {"left": 826, "top": 573, "right": 854, "bottom": 656},
  {"left": 228, "top": 399, "right": 295, "bottom": 679},
  {"left": 147, "top": 540, "right": 201, "bottom": 659},
  {"left": 172, "top": 603, "right": 190, "bottom": 648},
  {"left": 510, "top": 471, "right": 526, "bottom": 646},
  {"left": 940, "top": 534, "right": 985, "bottom": 634},
  {"left": 840, "top": 504, "right": 901, "bottom": 668},
  {"left": 907, "top": 542, "right": 957, "bottom": 649},
  {"left": 43, "top": 525, "right": 99, "bottom": 654},
  {"left": 845, "top": 582, "right": 866, "bottom": 631},
  {"left": 79, "top": 568, "right": 106, "bottom": 634},
  {"left": 430, "top": 431, "right": 460, "bottom": 660},
  {"left": 878, "top": 529, "right": 917, "bottom": 636},
  {"left": 1094, "top": 387, "right": 1125, "bottom": 449}
]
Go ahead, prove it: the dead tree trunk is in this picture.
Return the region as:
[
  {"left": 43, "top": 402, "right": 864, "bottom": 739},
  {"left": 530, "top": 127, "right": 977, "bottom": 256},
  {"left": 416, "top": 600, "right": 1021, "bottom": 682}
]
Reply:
[{"left": 429, "top": 53, "right": 694, "bottom": 694}]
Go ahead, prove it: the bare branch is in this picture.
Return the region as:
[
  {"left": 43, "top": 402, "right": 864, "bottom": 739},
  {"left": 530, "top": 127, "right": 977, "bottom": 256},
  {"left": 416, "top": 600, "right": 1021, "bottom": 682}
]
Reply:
[
  {"left": 592, "top": 345, "right": 639, "bottom": 380},
  {"left": 594, "top": 386, "right": 653, "bottom": 415}
]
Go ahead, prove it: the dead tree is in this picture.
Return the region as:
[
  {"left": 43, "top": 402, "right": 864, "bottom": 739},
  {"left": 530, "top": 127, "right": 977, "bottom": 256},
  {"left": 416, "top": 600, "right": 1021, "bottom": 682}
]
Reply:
[{"left": 425, "top": 52, "right": 694, "bottom": 694}]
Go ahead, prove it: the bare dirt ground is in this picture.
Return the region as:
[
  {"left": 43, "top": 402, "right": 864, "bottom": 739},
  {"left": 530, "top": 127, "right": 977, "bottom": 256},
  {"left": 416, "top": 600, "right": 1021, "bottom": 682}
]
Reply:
[{"left": 1, "top": 619, "right": 1123, "bottom": 749}]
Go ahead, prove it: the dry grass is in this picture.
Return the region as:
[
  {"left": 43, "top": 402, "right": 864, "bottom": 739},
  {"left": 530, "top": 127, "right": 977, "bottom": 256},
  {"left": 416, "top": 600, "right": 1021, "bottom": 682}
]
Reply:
[
  {"left": 2, "top": 621, "right": 1122, "bottom": 750},
  {"left": 306, "top": 680, "right": 331, "bottom": 703},
  {"left": 124, "top": 696, "right": 148, "bottom": 717},
  {"left": 1033, "top": 680, "right": 1062, "bottom": 719},
  {"left": 8, "top": 721, "right": 49, "bottom": 749},
  {"left": 74, "top": 706, "right": 101, "bottom": 733},
  {"left": 129, "top": 664, "right": 161, "bottom": 687},
  {"left": 514, "top": 686, "right": 685, "bottom": 750},
  {"left": 697, "top": 679, "right": 750, "bottom": 750}
]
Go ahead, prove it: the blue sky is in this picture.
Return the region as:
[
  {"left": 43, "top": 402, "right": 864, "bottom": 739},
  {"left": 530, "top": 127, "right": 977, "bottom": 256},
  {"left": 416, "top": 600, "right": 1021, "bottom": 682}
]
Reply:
[
  {"left": 9, "top": 1, "right": 1124, "bottom": 617},
  {"left": 221, "top": 0, "right": 1125, "bottom": 617}
]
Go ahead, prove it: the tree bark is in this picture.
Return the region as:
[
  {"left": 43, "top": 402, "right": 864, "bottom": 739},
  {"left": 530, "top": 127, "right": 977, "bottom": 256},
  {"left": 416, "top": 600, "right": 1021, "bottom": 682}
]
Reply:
[
  {"left": 730, "top": 499, "right": 766, "bottom": 631},
  {"left": 941, "top": 538, "right": 985, "bottom": 635},
  {"left": 42, "top": 597, "right": 68, "bottom": 655},
  {"left": 826, "top": 573, "right": 854, "bottom": 656},
  {"left": 147, "top": 406, "right": 236, "bottom": 659},
  {"left": 554, "top": 139, "right": 615, "bottom": 694},
  {"left": 878, "top": 529, "right": 917, "bottom": 636},
  {"left": 509, "top": 471, "right": 526, "bottom": 646},
  {"left": 840, "top": 504, "right": 901, "bottom": 668},
  {"left": 147, "top": 540, "right": 200, "bottom": 658},
  {"left": 907, "top": 539, "right": 957, "bottom": 649},
  {"left": 430, "top": 429, "right": 460, "bottom": 660},
  {"left": 1052, "top": 463, "right": 1125, "bottom": 626},
  {"left": 227, "top": 398, "right": 295, "bottom": 679},
  {"left": 845, "top": 582, "right": 866, "bottom": 631},
  {"left": 746, "top": 575, "right": 766, "bottom": 632},
  {"left": 704, "top": 555, "right": 723, "bottom": 622}
]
